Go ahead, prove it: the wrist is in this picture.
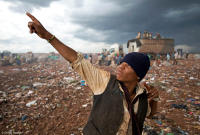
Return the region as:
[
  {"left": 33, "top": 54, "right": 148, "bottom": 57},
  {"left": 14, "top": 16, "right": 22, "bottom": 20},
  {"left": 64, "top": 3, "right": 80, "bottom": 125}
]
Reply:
[
  {"left": 44, "top": 32, "right": 52, "bottom": 40},
  {"left": 45, "top": 32, "right": 56, "bottom": 43}
]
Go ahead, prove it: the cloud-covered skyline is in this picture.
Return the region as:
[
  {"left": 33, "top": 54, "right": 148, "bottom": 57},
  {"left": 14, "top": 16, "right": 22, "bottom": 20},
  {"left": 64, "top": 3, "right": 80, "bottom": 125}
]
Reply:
[{"left": 0, "top": 0, "right": 200, "bottom": 53}]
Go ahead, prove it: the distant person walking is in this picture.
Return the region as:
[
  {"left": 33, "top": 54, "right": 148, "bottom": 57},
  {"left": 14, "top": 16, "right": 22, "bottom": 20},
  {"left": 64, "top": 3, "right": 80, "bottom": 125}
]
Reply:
[{"left": 167, "top": 53, "right": 170, "bottom": 61}]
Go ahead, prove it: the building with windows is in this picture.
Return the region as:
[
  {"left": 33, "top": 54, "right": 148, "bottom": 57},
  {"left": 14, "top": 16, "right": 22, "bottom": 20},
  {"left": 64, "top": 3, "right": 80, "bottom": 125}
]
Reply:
[{"left": 127, "top": 31, "right": 174, "bottom": 54}]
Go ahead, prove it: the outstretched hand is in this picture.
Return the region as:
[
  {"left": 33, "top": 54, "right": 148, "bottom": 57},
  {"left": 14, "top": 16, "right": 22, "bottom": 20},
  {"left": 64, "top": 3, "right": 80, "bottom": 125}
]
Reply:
[
  {"left": 26, "top": 12, "right": 50, "bottom": 39},
  {"left": 143, "top": 82, "right": 159, "bottom": 102}
]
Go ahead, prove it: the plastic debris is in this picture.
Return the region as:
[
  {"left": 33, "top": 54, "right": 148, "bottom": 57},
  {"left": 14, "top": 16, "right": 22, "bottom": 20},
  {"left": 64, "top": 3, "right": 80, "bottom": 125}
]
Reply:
[
  {"left": 21, "top": 85, "right": 30, "bottom": 90},
  {"left": 26, "top": 100, "right": 37, "bottom": 107},
  {"left": 27, "top": 90, "right": 34, "bottom": 95},
  {"left": 15, "top": 93, "right": 22, "bottom": 98},
  {"left": 63, "top": 77, "right": 75, "bottom": 83},
  {"left": 0, "top": 54, "right": 199, "bottom": 134},
  {"left": 21, "top": 115, "right": 28, "bottom": 121},
  {"left": 0, "top": 114, "right": 3, "bottom": 121},
  {"left": 80, "top": 80, "right": 86, "bottom": 86},
  {"left": 33, "top": 82, "right": 46, "bottom": 87},
  {"left": 82, "top": 104, "right": 88, "bottom": 108},
  {"left": 171, "top": 104, "right": 188, "bottom": 110},
  {"left": 189, "top": 76, "right": 195, "bottom": 80}
]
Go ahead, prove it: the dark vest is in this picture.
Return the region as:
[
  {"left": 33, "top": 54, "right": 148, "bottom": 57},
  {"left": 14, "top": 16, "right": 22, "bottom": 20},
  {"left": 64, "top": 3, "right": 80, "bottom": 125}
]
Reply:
[{"left": 83, "top": 75, "right": 148, "bottom": 135}]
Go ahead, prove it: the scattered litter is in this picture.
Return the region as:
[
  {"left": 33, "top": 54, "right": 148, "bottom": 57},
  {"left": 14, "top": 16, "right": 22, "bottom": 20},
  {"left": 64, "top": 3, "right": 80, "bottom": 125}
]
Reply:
[
  {"left": 26, "top": 100, "right": 37, "bottom": 107},
  {"left": 12, "top": 68, "right": 21, "bottom": 71},
  {"left": 33, "top": 82, "right": 46, "bottom": 87},
  {"left": 0, "top": 55, "right": 199, "bottom": 134},
  {"left": 21, "top": 85, "right": 30, "bottom": 90},
  {"left": 197, "top": 82, "right": 200, "bottom": 86},
  {"left": 27, "top": 90, "right": 34, "bottom": 95},
  {"left": 80, "top": 80, "right": 86, "bottom": 86},
  {"left": 0, "top": 114, "right": 3, "bottom": 121},
  {"left": 0, "top": 91, "right": 7, "bottom": 97},
  {"left": 63, "top": 77, "right": 75, "bottom": 83},
  {"left": 171, "top": 104, "right": 188, "bottom": 110},
  {"left": 189, "top": 77, "right": 195, "bottom": 80},
  {"left": 82, "top": 104, "right": 88, "bottom": 108},
  {"left": 76, "top": 87, "right": 81, "bottom": 90},
  {"left": 22, "top": 68, "right": 28, "bottom": 71},
  {"left": 15, "top": 93, "right": 22, "bottom": 98},
  {"left": 21, "top": 115, "right": 28, "bottom": 121},
  {"left": 0, "top": 70, "right": 4, "bottom": 74}
]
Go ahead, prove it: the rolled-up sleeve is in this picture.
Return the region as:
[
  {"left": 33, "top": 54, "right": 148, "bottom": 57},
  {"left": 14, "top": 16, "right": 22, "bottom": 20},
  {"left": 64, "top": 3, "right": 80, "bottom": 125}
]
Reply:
[{"left": 71, "top": 53, "right": 110, "bottom": 95}]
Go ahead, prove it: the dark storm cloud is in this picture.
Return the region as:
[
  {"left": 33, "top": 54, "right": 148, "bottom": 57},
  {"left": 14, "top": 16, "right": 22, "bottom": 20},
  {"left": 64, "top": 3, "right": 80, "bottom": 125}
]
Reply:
[
  {"left": 72, "top": 0, "right": 200, "bottom": 52},
  {"left": 2, "top": 0, "right": 61, "bottom": 13},
  {"left": 3, "top": 0, "right": 61, "bottom": 7}
]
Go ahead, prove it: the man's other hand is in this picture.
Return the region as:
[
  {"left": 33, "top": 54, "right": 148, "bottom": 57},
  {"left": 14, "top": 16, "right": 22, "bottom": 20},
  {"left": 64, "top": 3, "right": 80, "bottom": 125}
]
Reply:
[{"left": 143, "top": 82, "right": 159, "bottom": 102}]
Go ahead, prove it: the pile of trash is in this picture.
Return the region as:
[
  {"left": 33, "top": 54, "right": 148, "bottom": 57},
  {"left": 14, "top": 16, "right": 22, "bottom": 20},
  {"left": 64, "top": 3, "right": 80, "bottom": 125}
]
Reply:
[
  {"left": 0, "top": 60, "right": 92, "bottom": 135},
  {"left": 0, "top": 58, "right": 199, "bottom": 135},
  {"left": 142, "top": 59, "right": 200, "bottom": 135}
]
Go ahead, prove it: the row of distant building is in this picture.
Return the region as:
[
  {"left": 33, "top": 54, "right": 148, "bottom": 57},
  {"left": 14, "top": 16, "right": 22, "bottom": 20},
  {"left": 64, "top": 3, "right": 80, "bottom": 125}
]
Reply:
[
  {"left": 99, "top": 31, "right": 200, "bottom": 62},
  {"left": 102, "top": 31, "right": 182, "bottom": 59},
  {"left": 0, "top": 51, "right": 61, "bottom": 66},
  {"left": 128, "top": 31, "right": 174, "bottom": 55},
  {"left": 1, "top": 31, "right": 199, "bottom": 66}
]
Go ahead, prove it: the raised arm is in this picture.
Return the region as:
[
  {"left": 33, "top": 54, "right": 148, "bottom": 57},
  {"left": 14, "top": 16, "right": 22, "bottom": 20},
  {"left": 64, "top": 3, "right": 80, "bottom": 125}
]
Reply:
[
  {"left": 26, "top": 12, "right": 77, "bottom": 63},
  {"left": 26, "top": 12, "right": 110, "bottom": 94}
]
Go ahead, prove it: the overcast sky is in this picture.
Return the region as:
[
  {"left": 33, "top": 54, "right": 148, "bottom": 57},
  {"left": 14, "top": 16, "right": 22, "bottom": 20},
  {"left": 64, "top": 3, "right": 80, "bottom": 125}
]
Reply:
[{"left": 0, "top": 0, "right": 200, "bottom": 53}]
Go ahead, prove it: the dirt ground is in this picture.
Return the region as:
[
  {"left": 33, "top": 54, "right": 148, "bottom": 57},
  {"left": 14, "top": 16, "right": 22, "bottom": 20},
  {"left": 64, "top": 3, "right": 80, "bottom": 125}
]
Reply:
[{"left": 0, "top": 59, "right": 199, "bottom": 135}]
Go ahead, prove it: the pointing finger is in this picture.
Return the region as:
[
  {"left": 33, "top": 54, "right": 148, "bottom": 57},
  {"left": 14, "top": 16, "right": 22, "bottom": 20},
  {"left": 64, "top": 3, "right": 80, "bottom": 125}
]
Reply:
[{"left": 26, "top": 12, "right": 40, "bottom": 24}]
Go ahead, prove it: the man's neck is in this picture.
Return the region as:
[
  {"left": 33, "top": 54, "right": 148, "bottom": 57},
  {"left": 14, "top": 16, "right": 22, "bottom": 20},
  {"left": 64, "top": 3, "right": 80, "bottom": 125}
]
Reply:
[{"left": 123, "top": 81, "right": 138, "bottom": 97}]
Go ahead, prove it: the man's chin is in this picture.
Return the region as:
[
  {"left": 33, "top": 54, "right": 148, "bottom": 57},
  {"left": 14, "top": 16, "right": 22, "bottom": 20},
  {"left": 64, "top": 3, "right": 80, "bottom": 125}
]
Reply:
[{"left": 116, "top": 75, "right": 124, "bottom": 81}]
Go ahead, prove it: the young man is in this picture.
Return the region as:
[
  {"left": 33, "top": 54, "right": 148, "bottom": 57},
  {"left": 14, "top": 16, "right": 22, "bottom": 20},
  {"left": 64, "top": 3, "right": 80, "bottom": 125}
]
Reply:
[{"left": 26, "top": 12, "right": 159, "bottom": 135}]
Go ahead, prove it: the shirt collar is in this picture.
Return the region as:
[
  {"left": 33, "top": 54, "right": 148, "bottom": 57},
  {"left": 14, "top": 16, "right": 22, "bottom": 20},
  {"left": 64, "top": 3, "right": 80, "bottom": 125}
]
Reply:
[{"left": 118, "top": 82, "right": 146, "bottom": 99}]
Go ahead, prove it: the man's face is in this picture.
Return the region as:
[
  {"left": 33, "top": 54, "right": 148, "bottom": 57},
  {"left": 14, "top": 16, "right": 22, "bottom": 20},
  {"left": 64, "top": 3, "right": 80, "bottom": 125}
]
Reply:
[{"left": 116, "top": 62, "right": 138, "bottom": 82}]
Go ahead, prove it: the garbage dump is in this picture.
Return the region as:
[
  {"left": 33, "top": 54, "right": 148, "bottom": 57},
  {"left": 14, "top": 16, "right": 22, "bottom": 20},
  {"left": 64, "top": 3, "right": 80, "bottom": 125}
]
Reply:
[{"left": 0, "top": 55, "right": 199, "bottom": 135}]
